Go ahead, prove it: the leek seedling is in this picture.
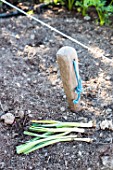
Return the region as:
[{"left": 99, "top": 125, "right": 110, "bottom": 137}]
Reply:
[
  {"left": 24, "top": 131, "right": 51, "bottom": 138},
  {"left": 31, "top": 120, "right": 95, "bottom": 128},
  {"left": 17, "top": 134, "right": 92, "bottom": 154},
  {"left": 32, "top": 119, "right": 59, "bottom": 124},
  {"left": 16, "top": 119, "right": 94, "bottom": 154},
  {"left": 24, "top": 137, "right": 92, "bottom": 154},
  {"left": 16, "top": 132, "right": 70, "bottom": 154},
  {"left": 29, "top": 126, "right": 85, "bottom": 133}
]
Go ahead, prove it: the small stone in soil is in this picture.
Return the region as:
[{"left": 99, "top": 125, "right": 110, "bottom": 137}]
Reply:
[
  {"left": 101, "top": 156, "right": 113, "bottom": 169},
  {"left": 100, "top": 119, "right": 113, "bottom": 130},
  {"left": 17, "top": 110, "right": 25, "bottom": 119},
  {"left": 60, "top": 106, "right": 66, "bottom": 112},
  {"left": 15, "top": 34, "right": 20, "bottom": 39},
  {"left": 30, "top": 34, "right": 35, "bottom": 40},
  {"left": 111, "top": 37, "right": 113, "bottom": 41},
  {"left": 63, "top": 116, "right": 68, "bottom": 120},
  {"left": 1, "top": 113, "right": 15, "bottom": 125},
  {"left": 2, "top": 47, "right": 5, "bottom": 51},
  {"left": 53, "top": 67, "right": 57, "bottom": 72},
  {"left": 0, "top": 162, "right": 5, "bottom": 169},
  {"left": 105, "top": 53, "right": 110, "bottom": 57},
  {"left": 87, "top": 168, "right": 92, "bottom": 170},
  {"left": 106, "top": 108, "right": 112, "bottom": 114},
  {"left": 105, "top": 76, "right": 111, "bottom": 81},
  {"left": 63, "top": 95, "right": 66, "bottom": 99},
  {"left": 84, "top": 16, "right": 91, "bottom": 20},
  {"left": 110, "top": 41, "right": 113, "bottom": 45}
]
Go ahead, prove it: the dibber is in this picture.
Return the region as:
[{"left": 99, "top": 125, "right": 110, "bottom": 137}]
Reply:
[{"left": 57, "top": 46, "right": 82, "bottom": 112}]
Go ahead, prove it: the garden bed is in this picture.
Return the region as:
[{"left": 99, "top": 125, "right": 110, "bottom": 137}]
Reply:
[{"left": 0, "top": 7, "right": 113, "bottom": 170}]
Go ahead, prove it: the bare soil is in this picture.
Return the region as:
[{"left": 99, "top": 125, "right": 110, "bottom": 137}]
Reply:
[{"left": 0, "top": 8, "right": 113, "bottom": 170}]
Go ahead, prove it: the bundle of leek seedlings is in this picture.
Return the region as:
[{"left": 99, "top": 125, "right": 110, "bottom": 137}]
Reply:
[{"left": 16, "top": 120, "right": 95, "bottom": 154}]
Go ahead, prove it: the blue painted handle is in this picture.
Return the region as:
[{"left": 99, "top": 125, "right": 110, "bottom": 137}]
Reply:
[{"left": 73, "top": 60, "right": 83, "bottom": 104}]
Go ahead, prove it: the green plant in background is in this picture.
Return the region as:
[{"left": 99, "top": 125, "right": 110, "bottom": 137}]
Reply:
[
  {"left": 67, "top": 0, "right": 75, "bottom": 10},
  {"left": 40, "top": 0, "right": 75, "bottom": 10},
  {"left": 53, "top": 0, "right": 58, "bottom": 4},
  {"left": 96, "top": 4, "right": 113, "bottom": 25},
  {"left": 40, "top": 0, "right": 63, "bottom": 5},
  {"left": 0, "top": 1, "right": 3, "bottom": 6},
  {"left": 75, "top": 0, "right": 113, "bottom": 25},
  {"left": 92, "top": 0, "right": 113, "bottom": 25},
  {"left": 110, "top": 0, "right": 113, "bottom": 5},
  {"left": 0, "top": 0, "right": 112, "bottom": 26},
  {"left": 75, "top": 0, "right": 91, "bottom": 16}
]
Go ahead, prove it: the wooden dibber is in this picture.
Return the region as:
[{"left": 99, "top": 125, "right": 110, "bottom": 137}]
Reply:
[{"left": 57, "top": 46, "right": 81, "bottom": 112}]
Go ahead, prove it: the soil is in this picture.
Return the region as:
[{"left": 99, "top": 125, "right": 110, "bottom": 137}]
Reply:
[{"left": 0, "top": 7, "right": 113, "bottom": 170}]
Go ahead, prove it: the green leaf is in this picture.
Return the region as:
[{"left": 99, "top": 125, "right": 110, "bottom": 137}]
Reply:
[{"left": 27, "top": 10, "right": 34, "bottom": 15}]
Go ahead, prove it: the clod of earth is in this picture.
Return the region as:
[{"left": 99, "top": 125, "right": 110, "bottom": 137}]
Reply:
[{"left": 100, "top": 119, "right": 113, "bottom": 130}]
